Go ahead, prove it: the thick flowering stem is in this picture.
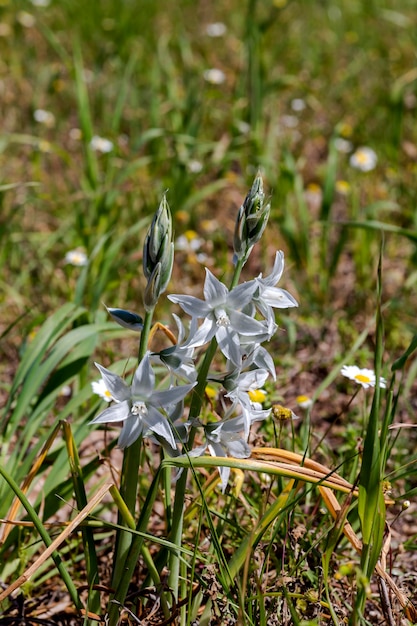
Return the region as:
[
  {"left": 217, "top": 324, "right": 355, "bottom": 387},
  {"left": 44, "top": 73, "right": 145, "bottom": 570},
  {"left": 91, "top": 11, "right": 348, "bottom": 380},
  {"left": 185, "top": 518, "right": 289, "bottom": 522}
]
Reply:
[
  {"left": 108, "top": 468, "right": 163, "bottom": 626},
  {"left": 167, "top": 257, "right": 246, "bottom": 596},
  {"left": 110, "top": 306, "right": 154, "bottom": 595}
]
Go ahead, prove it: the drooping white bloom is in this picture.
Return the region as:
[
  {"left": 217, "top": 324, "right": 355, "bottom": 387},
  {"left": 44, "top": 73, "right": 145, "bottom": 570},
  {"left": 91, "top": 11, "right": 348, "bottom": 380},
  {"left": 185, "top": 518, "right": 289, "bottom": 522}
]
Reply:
[
  {"left": 224, "top": 368, "right": 271, "bottom": 438},
  {"left": 192, "top": 415, "right": 253, "bottom": 492},
  {"left": 90, "top": 135, "right": 114, "bottom": 153},
  {"left": 341, "top": 365, "right": 386, "bottom": 389},
  {"left": 349, "top": 146, "right": 377, "bottom": 172},
  {"left": 169, "top": 269, "right": 269, "bottom": 366},
  {"left": 90, "top": 353, "right": 196, "bottom": 448},
  {"left": 281, "top": 115, "right": 298, "bottom": 128},
  {"left": 239, "top": 342, "right": 276, "bottom": 380},
  {"left": 17, "top": 12, "right": 35, "bottom": 27},
  {"left": 65, "top": 249, "right": 88, "bottom": 266}
]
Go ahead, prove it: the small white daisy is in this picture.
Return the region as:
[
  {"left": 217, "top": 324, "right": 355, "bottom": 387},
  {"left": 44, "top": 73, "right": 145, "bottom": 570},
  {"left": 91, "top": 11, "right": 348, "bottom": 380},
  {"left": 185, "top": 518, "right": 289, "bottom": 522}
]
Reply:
[
  {"left": 65, "top": 249, "right": 88, "bottom": 267},
  {"left": 296, "top": 395, "right": 313, "bottom": 409},
  {"left": 187, "top": 159, "right": 203, "bottom": 173},
  {"left": 335, "top": 180, "right": 351, "bottom": 195},
  {"left": 349, "top": 146, "right": 377, "bottom": 172},
  {"left": 341, "top": 365, "right": 386, "bottom": 389},
  {"left": 17, "top": 12, "right": 36, "bottom": 28},
  {"left": 59, "top": 385, "right": 72, "bottom": 397},
  {"left": 175, "top": 231, "right": 204, "bottom": 253},
  {"left": 33, "top": 109, "right": 55, "bottom": 127},
  {"left": 291, "top": 98, "right": 306, "bottom": 112},
  {"left": 90, "top": 135, "right": 114, "bottom": 153},
  {"left": 205, "top": 22, "right": 227, "bottom": 37},
  {"left": 91, "top": 378, "right": 114, "bottom": 402},
  {"left": 281, "top": 115, "right": 299, "bottom": 129},
  {"left": 203, "top": 68, "right": 226, "bottom": 85}
]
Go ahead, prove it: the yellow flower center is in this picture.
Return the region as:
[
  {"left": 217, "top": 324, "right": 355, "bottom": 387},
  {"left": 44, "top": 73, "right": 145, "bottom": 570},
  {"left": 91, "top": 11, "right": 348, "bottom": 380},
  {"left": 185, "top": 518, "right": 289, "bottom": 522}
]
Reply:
[
  {"left": 185, "top": 229, "right": 198, "bottom": 241},
  {"left": 355, "top": 374, "right": 371, "bottom": 384},
  {"left": 335, "top": 180, "right": 350, "bottom": 194},
  {"left": 356, "top": 152, "right": 369, "bottom": 164},
  {"left": 296, "top": 395, "right": 309, "bottom": 404},
  {"left": 248, "top": 389, "right": 267, "bottom": 403}
]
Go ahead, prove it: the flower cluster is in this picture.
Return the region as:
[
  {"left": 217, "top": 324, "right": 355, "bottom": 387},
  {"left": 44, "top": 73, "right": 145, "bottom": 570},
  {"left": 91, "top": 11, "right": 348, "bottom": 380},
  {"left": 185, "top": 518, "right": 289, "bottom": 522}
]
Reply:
[{"left": 91, "top": 174, "right": 298, "bottom": 490}]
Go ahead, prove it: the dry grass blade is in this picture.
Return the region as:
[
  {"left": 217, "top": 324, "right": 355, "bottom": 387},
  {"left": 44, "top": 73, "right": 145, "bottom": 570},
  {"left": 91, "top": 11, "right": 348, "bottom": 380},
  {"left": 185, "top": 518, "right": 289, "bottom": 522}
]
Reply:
[
  {"left": 0, "top": 482, "right": 114, "bottom": 603},
  {"left": 250, "top": 447, "right": 359, "bottom": 494},
  {"left": 0, "top": 422, "right": 62, "bottom": 546}
]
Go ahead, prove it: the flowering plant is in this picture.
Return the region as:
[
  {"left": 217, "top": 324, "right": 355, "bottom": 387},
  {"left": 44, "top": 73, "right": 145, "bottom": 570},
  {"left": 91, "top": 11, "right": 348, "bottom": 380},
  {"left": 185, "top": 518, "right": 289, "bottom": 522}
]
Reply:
[
  {"left": 89, "top": 174, "right": 298, "bottom": 622},
  {"left": 92, "top": 175, "right": 297, "bottom": 475}
]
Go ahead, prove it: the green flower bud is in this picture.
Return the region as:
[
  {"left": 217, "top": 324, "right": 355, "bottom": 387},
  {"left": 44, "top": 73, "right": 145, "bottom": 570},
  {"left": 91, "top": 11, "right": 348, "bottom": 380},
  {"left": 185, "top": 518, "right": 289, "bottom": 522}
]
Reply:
[
  {"left": 143, "top": 196, "right": 174, "bottom": 308},
  {"left": 233, "top": 173, "right": 270, "bottom": 264},
  {"left": 143, "top": 263, "right": 162, "bottom": 311},
  {"left": 143, "top": 195, "right": 173, "bottom": 280},
  {"left": 105, "top": 306, "right": 143, "bottom": 331}
]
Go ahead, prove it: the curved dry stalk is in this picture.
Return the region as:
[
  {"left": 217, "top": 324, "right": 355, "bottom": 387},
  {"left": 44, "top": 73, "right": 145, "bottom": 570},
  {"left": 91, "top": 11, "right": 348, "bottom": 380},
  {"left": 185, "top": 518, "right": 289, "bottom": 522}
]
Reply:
[{"left": 251, "top": 446, "right": 357, "bottom": 489}]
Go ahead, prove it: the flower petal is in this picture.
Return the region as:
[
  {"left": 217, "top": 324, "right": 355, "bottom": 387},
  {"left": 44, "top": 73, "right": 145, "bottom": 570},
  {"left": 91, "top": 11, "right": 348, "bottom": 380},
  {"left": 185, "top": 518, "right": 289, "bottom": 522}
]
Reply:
[
  {"left": 144, "top": 405, "right": 176, "bottom": 448},
  {"left": 216, "top": 325, "right": 242, "bottom": 366},
  {"left": 261, "top": 287, "right": 298, "bottom": 308},
  {"left": 90, "top": 400, "right": 130, "bottom": 424},
  {"left": 226, "top": 438, "right": 251, "bottom": 458},
  {"left": 227, "top": 280, "right": 258, "bottom": 310},
  {"left": 203, "top": 269, "right": 228, "bottom": 304},
  {"left": 260, "top": 251, "right": 285, "bottom": 287},
  {"left": 151, "top": 382, "right": 196, "bottom": 408},
  {"left": 168, "top": 294, "right": 210, "bottom": 318},
  {"left": 132, "top": 353, "right": 155, "bottom": 398},
  {"left": 94, "top": 363, "right": 130, "bottom": 402},
  {"left": 228, "top": 310, "right": 269, "bottom": 338},
  {"left": 118, "top": 415, "right": 143, "bottom": 448},
  {"left": 184, "top": 316, "right": 217, "bottom": 349}
]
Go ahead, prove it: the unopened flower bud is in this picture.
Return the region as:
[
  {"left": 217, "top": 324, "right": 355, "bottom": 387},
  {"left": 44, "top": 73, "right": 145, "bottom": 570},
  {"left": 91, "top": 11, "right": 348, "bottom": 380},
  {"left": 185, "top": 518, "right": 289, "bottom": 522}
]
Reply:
[
  {"left": 105, "top": 306, "right": 143, "bottom": 331},
  {"left": 144, "top": 263, "right": 162, "bottom": 311},
  {"left": 233, "top": 173, "right": 270, "bottom": 264},
  {"left": 143, "top": 196, "right": 174, "bottom": 308}
]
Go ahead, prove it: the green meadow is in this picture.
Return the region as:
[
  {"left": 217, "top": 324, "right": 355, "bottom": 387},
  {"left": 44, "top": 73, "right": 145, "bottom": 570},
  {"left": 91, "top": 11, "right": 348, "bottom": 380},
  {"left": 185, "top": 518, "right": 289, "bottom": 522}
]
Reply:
[{"left": 1, "top": 1, "right": 417, "bottom": 624}]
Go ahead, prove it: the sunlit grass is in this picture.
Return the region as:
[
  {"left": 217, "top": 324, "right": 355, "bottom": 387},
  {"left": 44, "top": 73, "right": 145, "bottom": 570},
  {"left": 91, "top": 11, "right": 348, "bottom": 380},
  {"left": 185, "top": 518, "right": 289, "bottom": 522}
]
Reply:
[{"left": 1, "top": 1, "right": 417, "bottom": 624}]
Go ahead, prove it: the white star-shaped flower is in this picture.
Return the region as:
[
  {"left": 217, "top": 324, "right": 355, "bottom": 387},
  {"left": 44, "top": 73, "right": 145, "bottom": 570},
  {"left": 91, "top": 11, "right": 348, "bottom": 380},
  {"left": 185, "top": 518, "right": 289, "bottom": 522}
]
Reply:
[{"left": 90, "top": 353, "right": 195, "bottom": 448}]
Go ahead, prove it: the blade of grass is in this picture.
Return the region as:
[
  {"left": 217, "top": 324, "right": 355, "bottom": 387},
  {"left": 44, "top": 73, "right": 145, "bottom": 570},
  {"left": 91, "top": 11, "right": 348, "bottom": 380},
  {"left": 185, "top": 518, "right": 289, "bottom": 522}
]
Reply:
[
  {"left": 0, "top": 464, "right": 90, "bottom": 610},
  {"left": 62, "top": 421, "right": 101, "bottom": 618}
]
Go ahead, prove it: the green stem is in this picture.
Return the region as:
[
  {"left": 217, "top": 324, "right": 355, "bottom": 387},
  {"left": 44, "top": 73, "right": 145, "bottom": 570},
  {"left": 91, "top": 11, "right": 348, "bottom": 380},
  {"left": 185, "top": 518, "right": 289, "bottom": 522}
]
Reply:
[
  {"left": 110, "top": 307, "right": 155, "bottom": 591},
  {"left": 168, "top": 256, "right": 246, "bottom": 596},
  {"left": 108, "top": 468, "right": 162, "bottom": 625}
]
